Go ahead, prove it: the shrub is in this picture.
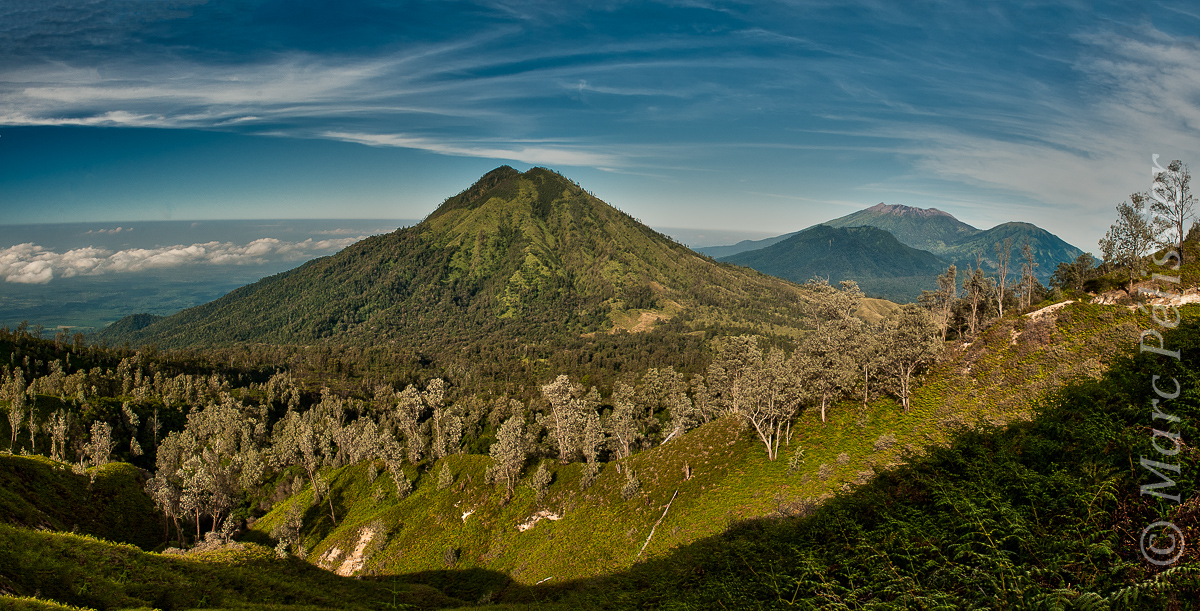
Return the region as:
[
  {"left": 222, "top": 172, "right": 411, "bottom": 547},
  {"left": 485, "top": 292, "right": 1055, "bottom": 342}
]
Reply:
[
  {"left": 787, "top": 446, "right": 806, "bottom": 474},
  {"left": 818, "top": 463, "right": 832, "bottom": 481},
  {"left": 531, "top": 462, "right": 553, "bottom": 501},
  {"left": 581, "top": 462, "right": 600, "bottom": 490},
  {"left": 836, "top": 452, "right": 850, "bottom": 466},
  {"left": 394, "top": 471, "right": 412, "bottom": 500},
  {"left": 621, "top": 470, "right": 641, "bottom": 500}
]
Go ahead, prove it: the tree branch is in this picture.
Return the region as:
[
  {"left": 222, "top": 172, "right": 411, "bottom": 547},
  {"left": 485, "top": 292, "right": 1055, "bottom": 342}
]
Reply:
[{"left": 637, "top": 489, "right": 679, "bottom": 559}]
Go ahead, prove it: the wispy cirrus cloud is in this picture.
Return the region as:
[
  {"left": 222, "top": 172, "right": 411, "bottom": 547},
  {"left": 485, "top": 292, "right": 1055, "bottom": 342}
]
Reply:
[
  {"left": 0, "top": 236, "right": 366, "bottom": 284},
  {"left": 3, "top": 0, "right": 1200, "bottom": 247},
  {"left": 322, "top": 131, "right": 620, "bottom": 167}
]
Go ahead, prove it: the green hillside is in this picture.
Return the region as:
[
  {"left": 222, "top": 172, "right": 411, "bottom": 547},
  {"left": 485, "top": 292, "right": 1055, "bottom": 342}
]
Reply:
[
  {"left": 247, "top": 299, "right": 1146, "bottom": 591},
  {"left": 99, "top": 166, "right": 816, "bottom": 353},
  {"left": 0, "top": 455, "right": 161, "bottom": 551},
  {"left": 0, "top": 524, "right": 462, "bottom": 610},
  {"left": 547, "top": 316, "right": 1200, "bottom": 608},
  {"left": 940, "top": 221, "right": 1087, "bottom": 280},
  {"left": 719, "top": 225, "right": 947, "bottom": 301},
  {"left": 707, "top": 203, "right": 1085, "bottom": 291}
]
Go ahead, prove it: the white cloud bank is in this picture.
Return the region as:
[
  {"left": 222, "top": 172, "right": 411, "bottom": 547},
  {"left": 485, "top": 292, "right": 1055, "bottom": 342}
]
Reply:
[{"left": 0, "top": 236, "right": 366, "bottom": 284}]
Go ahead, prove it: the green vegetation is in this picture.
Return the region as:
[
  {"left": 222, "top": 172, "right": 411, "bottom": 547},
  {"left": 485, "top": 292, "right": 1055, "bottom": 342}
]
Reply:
[
  {"left": 543, "top": 318, "right": 1200, "bottom": 608},
  {"left": 821, "top": 204, "right": 1084, "bottom": 282},
  {"left": 238, "top": 299, "right": 1146, "bottom": 593},
  {"left": 98, "top": 166, "right": 818, "bottom": 357},
  {"left": 6, "top": 165, "right": 1200, "bottom": 609},
  {"left": 0, "top": 524, "right": 461, "bottom": 610},
  {"left": 0, "top": 455, "right": 160, "bottom": 550},
  {"left": 720, "top": 225, "right": 948, "bottom": 302}
]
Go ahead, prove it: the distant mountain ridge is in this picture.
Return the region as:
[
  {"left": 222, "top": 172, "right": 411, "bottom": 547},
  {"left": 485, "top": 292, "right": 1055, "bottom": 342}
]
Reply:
[
  {"left": 707, "top": 202, "right": 1083, "bottom": 294},
  {"left": 706, "top": 201, "right": 1084, "bottom": 303},
  {"left": 721, "top": 225, "right": 948, "bottom": 302}
]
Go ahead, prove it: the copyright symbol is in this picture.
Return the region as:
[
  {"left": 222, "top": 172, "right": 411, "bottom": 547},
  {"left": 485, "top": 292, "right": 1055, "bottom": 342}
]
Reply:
[{"left": 1140, "top": 521, "right": 1185, "bottom": 566}]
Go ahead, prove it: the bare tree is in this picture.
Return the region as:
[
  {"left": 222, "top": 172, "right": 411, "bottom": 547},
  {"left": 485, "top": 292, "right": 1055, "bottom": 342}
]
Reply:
[
  {"left": 5, "top": 371, "right": 26, "bottom": 453},
  {"left": 994, "top": 238, "right": 1013, "bottom": 317},
  {"left": 539, "top": 375, "right": 598, "bottom": 463},
  {"left": 1018, "top": 239, "right": 1039, "bottom": 310},
  {"left": 793, "top": 321, "right": 857, "bottom": 423},
  {"left": 930, "top": 265, "right": 957, "bottom": 341},
  {"left": 83, "top": 421, "right": 114, "bottom": 469},
  {"left": 48, "top": 409, "right": 70, "bottom": 463},
  {"left": 962, "top": 253, "right": 991, "bottom": 337},
  {"left": 854, "top": 323, "right": 885, "bottom": 408},
  {"left": 706, "top": 335, "right": 764, "bottom": 417},
  {"left": 393, "top": 383, "right": 428, "bottom": 463},
  {"left": 740, "top": 348, "right": 804, "bottom": 460},
  {"left": 606, "top": 382, "right": 642, "bottom": 460}
]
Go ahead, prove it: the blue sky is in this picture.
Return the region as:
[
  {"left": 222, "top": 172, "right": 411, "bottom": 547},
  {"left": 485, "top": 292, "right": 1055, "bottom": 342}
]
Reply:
[{"left": 3, "top": 1, "right": 1200, "bottom": 253}]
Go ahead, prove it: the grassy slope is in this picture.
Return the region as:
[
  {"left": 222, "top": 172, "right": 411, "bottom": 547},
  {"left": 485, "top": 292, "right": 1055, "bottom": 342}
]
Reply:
[
  {"left": 252, "top": 300, "right": 1146, "bottom": 595},
  {"left": 556, "top": 322, "right": 1200, "bottom": 609},
  {"left": 0, "top": 525, "right": 462, "bottom": 610},
  {"left": 0, "top": 455, "right": 161, "bottom": 551}
]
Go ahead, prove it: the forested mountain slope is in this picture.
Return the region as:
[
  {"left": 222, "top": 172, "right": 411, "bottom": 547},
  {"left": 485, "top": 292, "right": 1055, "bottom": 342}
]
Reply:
[
  {"left": 705, "top": 202, "right": 1084, "bottom": 288},
  {"left": 939, "top": 220, "right": 1086, "bottom": 279},
  {"left": 246, "top": 300, "right": 1146, "bottom": 593},
  {"left": 719, "top": 224, "right": 948, "bottom": 301},
  {"left": 811, "top": 203, "right": 1083, "bottom": 282},
  {"left": 100, "top": 167, "right": 816, "bottom": 352}
]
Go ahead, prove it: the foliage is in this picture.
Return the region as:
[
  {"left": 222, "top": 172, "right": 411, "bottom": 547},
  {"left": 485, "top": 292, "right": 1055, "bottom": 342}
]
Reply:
[
  {"left": 721, "top": 225, "right": 948, "bottom": 302},
  {"left": 0, "top": 524, "right": 461, "bottom": 610},
  {"left": 0, "top": 455, "right": 161, "bottom": 550},
  {"left": 537, "top": 318, "right": 1200, "bottom": 610},
  {"left": 530, "top": 462, "right": 552, "bottom": 501},
  {"left": 1100, "top": 194, "right": 1157, "bottom": 290}
]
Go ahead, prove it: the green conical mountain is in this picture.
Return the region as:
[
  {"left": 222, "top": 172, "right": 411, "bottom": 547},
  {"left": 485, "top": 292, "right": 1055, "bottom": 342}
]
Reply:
[
  {"left": 720, "top": 225, "right": 947, "bottom": 301},
  {"left": 100, "top": 167, "right": 813, "bottom": 351}
]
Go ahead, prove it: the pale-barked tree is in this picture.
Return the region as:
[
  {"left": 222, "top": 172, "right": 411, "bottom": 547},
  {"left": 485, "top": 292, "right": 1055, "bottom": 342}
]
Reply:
[{"left": 880, "top": 304, "right": 942, "bottom": 412}]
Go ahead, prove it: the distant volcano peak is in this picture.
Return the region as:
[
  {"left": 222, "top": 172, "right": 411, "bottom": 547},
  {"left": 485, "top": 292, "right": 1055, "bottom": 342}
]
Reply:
[{"left": 866, "top": 203, "right": 954, "bottom": 219}]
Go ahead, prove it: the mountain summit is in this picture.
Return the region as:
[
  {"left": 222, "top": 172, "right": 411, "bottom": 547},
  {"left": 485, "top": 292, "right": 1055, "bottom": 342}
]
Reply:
[
  {"left": 863, "top": 202, "right": 954, "bottom": 218},
  {"left": 101, "top": 167, "right": 813, "bottom": 351},
  {"left": 823, "top": 203, "right": 979, "bottom": 253}
]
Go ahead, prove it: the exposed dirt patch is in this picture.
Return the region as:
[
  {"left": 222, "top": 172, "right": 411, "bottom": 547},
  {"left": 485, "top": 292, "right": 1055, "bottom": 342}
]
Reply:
[
  {"left": 1025, "top": 300, "right": 1074, "bottom": 319},
  {"left": 517, "top": 510, "right": 561, "bottom": 532},
  {"left": 335, "top": 527, "right": 377, "bottom": 577},
  {"left": 629, "top": 311, "right": 667, "bottom": 333}
]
